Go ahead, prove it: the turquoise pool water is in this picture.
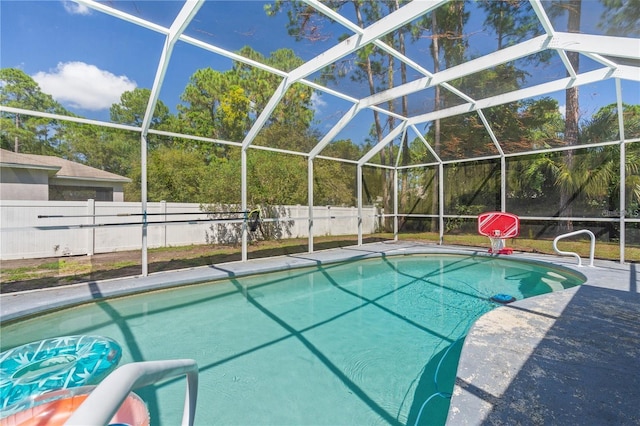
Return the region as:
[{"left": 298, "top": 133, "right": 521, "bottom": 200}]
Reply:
[{"left": 0, "top": 254, "right": 584, "bottom": 425}]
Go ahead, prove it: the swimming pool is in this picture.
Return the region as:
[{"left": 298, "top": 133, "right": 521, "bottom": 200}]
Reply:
[{"left": 0, "top": 254, "right": 584, "bottom": 425}]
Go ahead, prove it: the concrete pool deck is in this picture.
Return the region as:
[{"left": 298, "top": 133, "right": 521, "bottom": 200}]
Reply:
[
  {"left": 446, "top": 250, "right": 640, "bottom": 425},
  {"left": 1, "top": 241, "right": 638, "bottom": 424}
]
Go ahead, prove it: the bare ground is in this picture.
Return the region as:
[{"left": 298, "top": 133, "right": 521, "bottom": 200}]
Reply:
[{"left": 0, "top": 236, "right": 389, "bottom": 293}]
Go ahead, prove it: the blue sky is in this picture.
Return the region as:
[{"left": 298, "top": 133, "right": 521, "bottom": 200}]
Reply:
[
  {"left": 1, "top": 1, "right": 340, "bottom": 115},
  {"left": 1, "top": 0, "right": 638, "bottom": 146}
]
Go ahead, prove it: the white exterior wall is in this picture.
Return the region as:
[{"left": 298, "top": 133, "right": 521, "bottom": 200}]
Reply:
[
  {"left": 0, "top": 201, "right": 379, "bottom": 260},
  {"left": 0, "top": 168, "right": 50, "bottom": 200},
  {"left": 0, "top": 169, "right": 127, "bottom": 201},
  {"left": 113, "top": 186, "right": 125, "bottom": 202}
]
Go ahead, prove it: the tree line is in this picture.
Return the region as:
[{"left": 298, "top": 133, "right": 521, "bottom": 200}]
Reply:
[
  {"left": 1, "top": 0, "right": 638, "bottom": 234},
  {"left": 265, "top": 0, "right": 639, "bottom": 232}
]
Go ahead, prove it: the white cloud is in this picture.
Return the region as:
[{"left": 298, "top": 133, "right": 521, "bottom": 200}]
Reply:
[
  {"left": 558, "top": 104, "right": 566, "bottom": 119},
  {"left": 63, "top": 1, "right": 91, "bottom": 15},
  {"left": 33, "top": 62, "right": 136, "bottom": 110},
  {"left": 311, "top": 92, "right": 327, "bottom": 111}
]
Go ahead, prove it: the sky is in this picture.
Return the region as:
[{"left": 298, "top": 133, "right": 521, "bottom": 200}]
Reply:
[
  {"left": 1, "top": 1, "right": 339, "bottom": 116},
  {"left": 1, "top": 0, "right": 639, "bottom": 147}
]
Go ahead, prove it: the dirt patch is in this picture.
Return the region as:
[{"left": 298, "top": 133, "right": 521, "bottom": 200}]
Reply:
[{"left": 0, "top": 237, "right": 389, "bottom": 293}]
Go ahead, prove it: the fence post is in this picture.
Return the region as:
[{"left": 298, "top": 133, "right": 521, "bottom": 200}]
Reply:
[
  {"left": 87, "top": 199, "right": 95, "bottom": 256},
  {"left": 161, "top": 200, "right": 167, "bottom": 247}
]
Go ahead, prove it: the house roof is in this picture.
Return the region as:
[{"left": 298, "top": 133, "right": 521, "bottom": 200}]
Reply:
[{"left": 0, "top": 149, "right": 131, "bottom": 183}]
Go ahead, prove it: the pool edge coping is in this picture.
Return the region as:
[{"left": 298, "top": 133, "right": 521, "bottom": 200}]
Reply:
[{"left": 1, "top": 241, "right": 599, "bottom": 324}]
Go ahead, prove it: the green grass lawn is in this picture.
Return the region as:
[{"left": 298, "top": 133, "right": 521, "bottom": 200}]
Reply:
[{"left": 392, "top": 231, "right": 639, "bottom": 262}]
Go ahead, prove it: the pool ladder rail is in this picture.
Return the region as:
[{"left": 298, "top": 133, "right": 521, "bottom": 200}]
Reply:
[
  {"left": 65, "top": 358, "right": 198, "bottom": 426},
  {"left": 552, "top": 229, "right": 596, "bottom": 267}
]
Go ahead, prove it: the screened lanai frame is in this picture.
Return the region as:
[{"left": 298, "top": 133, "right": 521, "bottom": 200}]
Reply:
[{"left": 1, "top": 0, "right": 639, "bottom": 274}]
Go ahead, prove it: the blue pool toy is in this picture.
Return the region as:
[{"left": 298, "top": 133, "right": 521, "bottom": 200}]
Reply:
[
  {"left": 0, "top": 335, "right": 122, "bottom": 412},
  {"left": 490, "top": 293, "right": 516, "bottom": 304}
]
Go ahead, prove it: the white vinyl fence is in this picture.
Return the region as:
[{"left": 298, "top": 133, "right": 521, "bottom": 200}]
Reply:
[{"left": 0, "top": 200, "right": 380, "bottom": 260}]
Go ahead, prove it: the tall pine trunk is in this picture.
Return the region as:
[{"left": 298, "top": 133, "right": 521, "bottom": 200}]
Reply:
[{"left": 354, "top": 2, "right": 386, "bottom": 226}]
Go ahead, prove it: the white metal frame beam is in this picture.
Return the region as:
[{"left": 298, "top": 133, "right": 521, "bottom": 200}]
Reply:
[
  {"left": 241, "top": 0, "right": 445, "bottom": 152},
  {"left": 141, "top": 0, "right": 204, "bottom": 276},
  {"left": 616, "top": 79, "right": 626, "bottom": 263},
  {"left": 548, "top": 32, "right": 640, "bottom": 60},
  {"left": 529, "top": 0, "right": 577, "bottom": 78},
  {"left": 326, "top": 35, "right": 551, "bottom": 166},
  {"left": 322, "top": 32, "right": 636, "bottom": 165},
  {"left": 359, "top": 123, "right": 407, "bottom": 166},
  {"left": 408, "top": 67, "right": 633, "bottom": 127},
  {"left": 290, "top": 1, "right": 445, "bottom": 83},
  {"left": 309, "top": 103, "right": 362, "bottom": 158},
  {"left": 361, "top": 35, "right": 550, "bottom": 109}
]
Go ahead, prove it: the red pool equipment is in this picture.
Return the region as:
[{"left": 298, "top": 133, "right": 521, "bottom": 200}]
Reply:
[{"left": 478, "top": 212, "right": 519, "bottom": 255}]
